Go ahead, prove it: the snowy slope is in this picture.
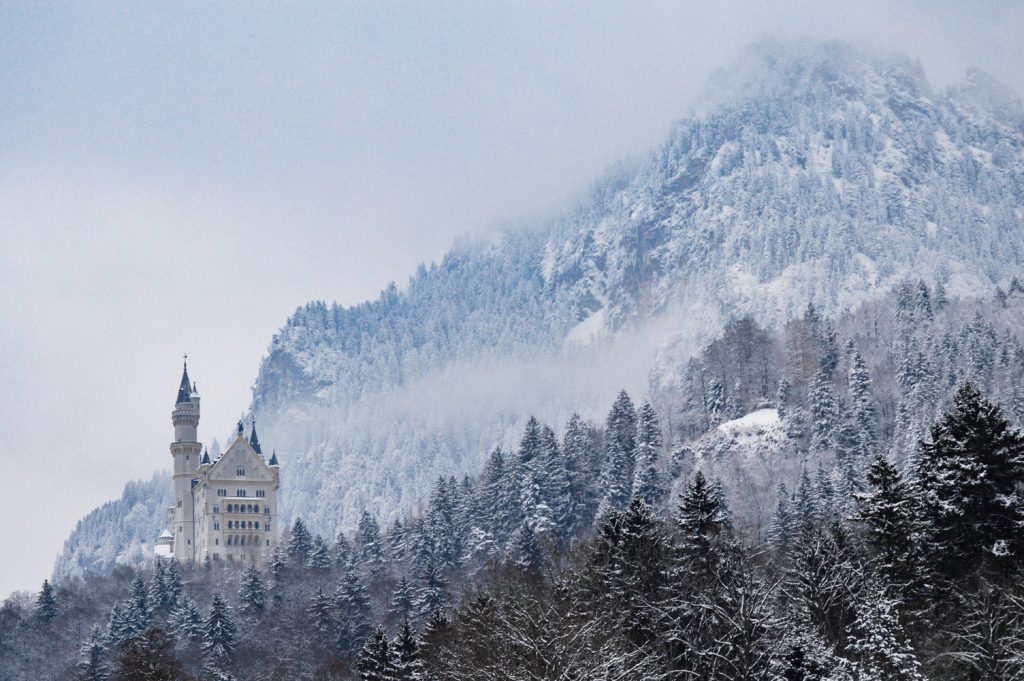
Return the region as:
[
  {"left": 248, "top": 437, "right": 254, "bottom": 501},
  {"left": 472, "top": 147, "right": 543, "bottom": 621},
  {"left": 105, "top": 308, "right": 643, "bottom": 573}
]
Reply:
[{"left": 55, "top": 40, "right": 1024, "bottom": 577}]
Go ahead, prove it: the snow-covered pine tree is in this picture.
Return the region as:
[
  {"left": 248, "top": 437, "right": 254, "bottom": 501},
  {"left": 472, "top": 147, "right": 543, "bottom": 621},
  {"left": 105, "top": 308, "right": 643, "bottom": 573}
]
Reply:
[
  {"left": 632, "top": 402, "right": 664, "bottom": 507},
  {"left": 168, "top": 595, "right": 204, "bottom": 645},
  {"left": 769, "top": 482, "right": 795, "bottom": 550},
  {"left": 335, "top": 560, "right": 372, "bottom": 653},
  {"left": 238, "top": 565, "right": 266, "bottom": 620},
  {"left": 35, "top": 579, "right": 57, "bottom": 623},
  {"left": 106, "top": 601, "right": 133, "bottom": 647},
  {"left": 561, "top": 412, "right": 591, "bottom": 535},
  {"left": 414, "top": 560, "right": 448, "bottom": 621},
  {"left": 808, "top": 368, "right": 840, "bottom": 453},
  {"left": 77, "top": 625, "right": 109, "bottom": 681},
  {"left": 309, "top": 585, "right": 336, "bottom": 646},
  {"left": 356, "top": 625, "right": 397, "bottom": 681},
  {"left": 597, "top": 390, "right": 637, "bottom": 514},
  {"left": 848, "top": 348, "right": 877, "bottom": 455},
  {"left": 202, "top": 594, "right": 237, "bottom": 663},
  {"left": 538, "top": 424, "right": 571, "bottom": 536},
  {"left": 125, "top": 574, "right": 151, "bottom": 635},
  {"left": 308, "top": 535, "right": 333, "bottom": 571},
  {"left": 854, "top": 454, "right": 925, "bottom": 596},
  {"left": 392, "top": 618, "right": 424, "bottom": 681},
  {"left": 147, "top": 560, "right": 170, "bottom": 615},
  {"left": 288, "top": 517, "right": 314, "bottom": 566},
  {"left": 390, "top": 575, "right": 415, "bottom": 621},
  {"left": 387, "top": 518, "right": 407, "bottom": 563},
  {"left": 675, "top": 471, "right": 728, "bottom": 543},
  {"left": 358, "top": 511, "right": 386, "bottom": 576},
  {"left": 511, "top": 521, "right": 544, "bottom": 574},
  {"left": 847, "top": 582, "right": 924, "bottom": 680},
  {"left": 915, "top": 383, "right": 1024, "bottom": 577}
]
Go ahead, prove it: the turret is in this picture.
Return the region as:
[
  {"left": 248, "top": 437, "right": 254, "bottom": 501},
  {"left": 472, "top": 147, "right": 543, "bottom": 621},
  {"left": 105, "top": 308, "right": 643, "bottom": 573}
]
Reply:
[
  {"left": 249, "top": 418, "right": 262, "bottom": 455},
  {"left": 170, "top": 356, "right": 203, "bottom": 563}
]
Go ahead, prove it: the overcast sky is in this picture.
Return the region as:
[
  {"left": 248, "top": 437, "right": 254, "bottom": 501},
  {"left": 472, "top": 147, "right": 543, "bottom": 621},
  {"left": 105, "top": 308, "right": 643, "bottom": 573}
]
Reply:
[{"left": 1, "top": 1, "right": 1022, "bottom": 598}]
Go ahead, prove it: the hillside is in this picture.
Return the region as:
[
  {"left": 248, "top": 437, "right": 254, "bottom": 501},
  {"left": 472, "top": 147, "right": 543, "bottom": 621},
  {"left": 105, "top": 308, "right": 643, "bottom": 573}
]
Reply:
[{"left": 55, "top": 40, "right": 1024, "bottom": 577}]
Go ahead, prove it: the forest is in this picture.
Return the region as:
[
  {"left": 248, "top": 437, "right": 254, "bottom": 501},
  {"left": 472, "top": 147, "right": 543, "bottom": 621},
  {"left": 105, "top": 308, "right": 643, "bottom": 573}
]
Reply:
[{"left": 5, "top": 280, "right": 1024, "bottom": 680}]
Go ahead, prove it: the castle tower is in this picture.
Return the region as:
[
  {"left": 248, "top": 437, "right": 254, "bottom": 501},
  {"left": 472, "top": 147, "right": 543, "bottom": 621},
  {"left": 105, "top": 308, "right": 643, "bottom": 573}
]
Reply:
[{"left": 170, "top": 357, "right": 202, "bottom": 563}]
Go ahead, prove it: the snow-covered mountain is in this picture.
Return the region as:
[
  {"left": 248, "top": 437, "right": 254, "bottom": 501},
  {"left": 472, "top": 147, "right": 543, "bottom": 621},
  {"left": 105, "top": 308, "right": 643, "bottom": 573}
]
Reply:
[{"left": 55, "top": 40, "right": 1024, "bottom": 577}]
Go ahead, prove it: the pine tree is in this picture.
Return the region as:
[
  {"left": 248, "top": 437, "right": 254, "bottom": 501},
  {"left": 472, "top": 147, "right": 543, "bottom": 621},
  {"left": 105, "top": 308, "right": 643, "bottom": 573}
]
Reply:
[
  {"left": 335, "top": 561, "right": 372, "bottom": 653},
  {"left": 77, "top": 625, "right": 109, "bottom": 681},
  {"left": 202, "top": 594, "right": 236, "bottom": 663},
  {"left": 238, "top": 565, "right": 266, "bottom": 620},
  {"left": 516, "top": 416, "right": 543, "bottom": 471},
  {"left": 356, "top": 625, "right": 397, "bottom": 681},
  {"left": 390, "top": 575, "right": 415, "bottom": 621},
  {"left": 148, "top": 560, "right": 170, "bottom": 615},
  {"left": 416, "top": 609, "right": 450, "bottom": 669},
  {"left": 125, "top": 574, "right": 151, "bottom": 635},
  {"left": 358, "top": 511, "right": 386, "bottom": 576},
  {"left": 538, "top": 424, "right": 571, "bottom": 535},
  {"left": 632, "top": 402, "right": 664, "bottom": 507},
  {"left": 848, "top": 582, "right": 924, "bottom": 680},
  {"left": 392, "top": 618, "right": 424, "bottom": 680},
  {"left": 106, "top": 601, "right": 133, "bottom": 646},
  {"left": 770, "top": 482, "right": 795, "bottom": 550},
  {"left": 675, "top": 471, "right": 728, "bottom": 543},
  {"left": 414, "top": 560, "right": 448, "bottom": 621},
  {"left": 309, "top": 585, "right": 336, "bottom": 644},
  {"left": 165, "top": 560, "right": 184, "bottom": 609},
  {"left": 168, "top": 595, "right": 204, "bottom": 645},
  {"left": 511, "top": 521, "right": 544, "bottom": 574},
  {"left": 808, "top": 368, "right": 839, "bottom": 452},
  {"left": 36, "top": 579, "right": 57, "bottom": 623},
  {"left": 597, "top": 390, "right": 638, "bottom": 514},
  {"left": 334, "top": 532, "right": 353, "bottom": 567},
  {"left": 287, "top": 517, "right": 313, "bottom": 565},
  {"left": 915, "top": 383, "right": 1024, "bottom": 577},
  {"left": 561, "top": 412, "right": 592, "bottom": 535},
  {"left": 854, "top": 454, "right": 924, "bottom": 595},
  {"left": 387, "top": 518, "right": 407, "bottom": 562},
  {"left": 848, "top": 349, "right": 877, "bottom": 456},
  {"left": 307, "top": 534, "right": 333, "bottom": 571}
]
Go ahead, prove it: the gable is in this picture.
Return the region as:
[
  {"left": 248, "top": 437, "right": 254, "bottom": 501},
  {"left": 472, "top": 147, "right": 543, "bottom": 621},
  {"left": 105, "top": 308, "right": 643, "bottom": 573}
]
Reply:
[{"left": 207, "top": 436, "right": 273, "bottom": 482}]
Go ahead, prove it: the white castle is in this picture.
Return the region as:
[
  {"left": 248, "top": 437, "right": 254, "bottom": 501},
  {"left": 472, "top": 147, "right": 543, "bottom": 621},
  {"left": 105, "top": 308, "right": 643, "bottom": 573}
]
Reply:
[{"left": 155, "top": 360, "right": 281, "bottom": 567}]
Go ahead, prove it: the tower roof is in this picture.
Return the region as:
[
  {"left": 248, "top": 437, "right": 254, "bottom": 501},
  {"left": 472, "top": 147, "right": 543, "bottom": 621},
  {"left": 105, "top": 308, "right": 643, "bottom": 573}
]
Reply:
[
  {"left": 175, "top": 359, "right": 191, "bottom": 404},
  {"left": 269, "top": 449, "right": 279, "bottom": 466},
  {"left": 249, "top": 418, "right": 262, "bottom": 454},
  {"left": 201, "top": 448, "right": 211, "bottom": 465}
]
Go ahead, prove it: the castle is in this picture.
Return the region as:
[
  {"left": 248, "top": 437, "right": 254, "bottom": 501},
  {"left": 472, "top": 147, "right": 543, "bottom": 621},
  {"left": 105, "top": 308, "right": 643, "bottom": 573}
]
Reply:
[{"left": 155, "top": 360, "right": 281, "bottom": 567}]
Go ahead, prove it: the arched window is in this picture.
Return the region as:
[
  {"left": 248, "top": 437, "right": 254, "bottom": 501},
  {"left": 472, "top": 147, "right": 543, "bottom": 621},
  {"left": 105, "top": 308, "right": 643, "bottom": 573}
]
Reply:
[
  {"left": 264, "top": 507, "right": 270, "bottom": 515},
  {"left": 226, "top": 503, "right": 233, "bottom": 513},
  {"left": 255, "top": 521, "right": 260, "bottom": 529},
  {"left": 247, "top": 504, "right": 254, "bottom": 513},
  {"left": 227, "top": 521, "right": 233, "bottom": 529},
  {"left": 254, "top": 505, "right": 260, "bottom": 513}
]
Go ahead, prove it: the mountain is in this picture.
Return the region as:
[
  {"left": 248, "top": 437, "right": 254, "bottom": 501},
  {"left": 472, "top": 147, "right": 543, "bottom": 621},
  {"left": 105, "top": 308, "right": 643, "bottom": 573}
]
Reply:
[{"left": 55, "top": 40, "right": 1024, "bottom": 576}]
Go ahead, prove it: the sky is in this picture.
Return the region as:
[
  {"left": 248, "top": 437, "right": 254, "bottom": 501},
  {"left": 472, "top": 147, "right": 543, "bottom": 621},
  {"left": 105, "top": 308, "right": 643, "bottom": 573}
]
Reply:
[{"left": 0, "top": 1, "right": 1022, "bottom": 598}]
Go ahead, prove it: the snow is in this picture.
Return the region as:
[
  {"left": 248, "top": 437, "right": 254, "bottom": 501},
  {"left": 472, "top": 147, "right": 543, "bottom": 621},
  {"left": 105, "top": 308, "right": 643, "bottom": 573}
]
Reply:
[
  {"left": 563, "top": 308, "right": 607, "bottom": 347},
  {"left": 717, "top": 409, "right": 780, "bottom": 433}
]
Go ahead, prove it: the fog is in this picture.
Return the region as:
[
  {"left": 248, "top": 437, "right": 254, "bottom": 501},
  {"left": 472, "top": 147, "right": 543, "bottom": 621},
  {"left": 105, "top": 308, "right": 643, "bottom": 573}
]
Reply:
[{"left": 1, "top": 0, "right": 1021, "bottom": 597}]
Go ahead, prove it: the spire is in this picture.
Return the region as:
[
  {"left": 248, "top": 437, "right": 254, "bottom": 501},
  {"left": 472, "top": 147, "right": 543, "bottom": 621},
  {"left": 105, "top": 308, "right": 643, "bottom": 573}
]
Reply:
[
  {"left": 249, "top": 418, "right": 262, "bottom": 454},
  {"left": 175, "top": 355, "right": 191, "bottom": 404},
  {"left": 237, "top": 420, "right": 244, "bottom": 436},
  {"left": 201, "top": 448, "right": 211, "bottom": 465},
  {"left": 269, "top": 449, "right": 279, "bottom": 466}
]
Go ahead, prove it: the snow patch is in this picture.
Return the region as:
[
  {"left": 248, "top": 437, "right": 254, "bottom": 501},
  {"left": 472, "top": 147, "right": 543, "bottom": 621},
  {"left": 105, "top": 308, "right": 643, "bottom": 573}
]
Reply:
[{"left": 717, "top": 408, "right": 780, "bottom": 432}]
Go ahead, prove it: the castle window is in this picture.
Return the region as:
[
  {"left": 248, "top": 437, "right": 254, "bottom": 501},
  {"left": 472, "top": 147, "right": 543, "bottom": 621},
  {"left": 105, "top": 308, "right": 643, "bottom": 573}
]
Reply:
[
  {"left": 213, "top": 506, "right": 219, "bottom": 514},
  {"left": 266, "top": 540, "right": 270, "bottom": 546},
  {"left": 177, "top": 499, "right": 182, "bottom": 508},
  {"left": 236, "top": 467, "right": 244, "bottom": 476},
  {"left": 247, "top": 504, "right": 254, "bottom": 513},
  {"left": 215, "top": 539, "right": 219, "bottom": 545},
  {"left": 256, "top": 489, "right": 265, "bottom": 498},
  {"left": 266, "top": 522, "right": 270, "bottom": 531},
  {"left": 255, "top": 521, "right": 260, "bottom": 529},
  {"left": 237, "top": 489, "right": 246, "bottom": 497},
  {"left": 217, "top": 489, "right": 226, "bottom": 497},
  {"left": 264, "top": 507, "right": 270, "bottom": 515},
  {"left": 227, "top": 521, "right": 233, "bottom": 529},
  {"left": 214, "top": 522, "right": 220, "bottom": 530},
  {"left": 254, "top": 505, "right": 260, "bottom": 513}
]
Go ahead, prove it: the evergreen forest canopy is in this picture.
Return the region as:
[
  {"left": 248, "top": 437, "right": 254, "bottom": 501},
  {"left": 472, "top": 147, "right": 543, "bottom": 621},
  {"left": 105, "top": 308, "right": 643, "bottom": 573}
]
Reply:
[{"left": 6, "top": 281, "right": 1024, "bottom": 680}]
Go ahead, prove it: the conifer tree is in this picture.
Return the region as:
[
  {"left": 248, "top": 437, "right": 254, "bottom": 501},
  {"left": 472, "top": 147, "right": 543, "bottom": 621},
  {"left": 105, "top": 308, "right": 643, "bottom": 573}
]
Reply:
[
  {"left": 336, "top": 561, "right": 372, "bottom": 653},
  {"left": 848, "top": 348, "right": 877, "bottom": 455},
  {"left": 106, "top": 601, "right": 133, "bottom": 646},
  {"left": 334, "top": 532, "right": 353, "bottom": 567},
  {"left": 288, "top": 517, "right": 313, "bottom": 565},
  {"left": 358, "top": 511, "right": 386, "bottom": 576},
  {"left": 808, "top": 368, "right": 839, "bottom": 452},
  {"left": 915, "top": 383, "right": 1024, "bottom": 577},
  {"left": 675, "top": 471, "right": 728, "bottom": 543},
  {"left": 855, "top": 454, "right": 924, "bottom": 594},
  {"left": 202, "top": 594, "right": 236, "bottom": 663},
  {"left": 561, "top": 412, "right": 591, "bottom": 534},
  {"left": 632, "top": 402, "right": 664, "bottom": 507},
  {"left": 511, "top": 521, "right": 544, "bottom": 574},
  {"left": 147, "top": 560, "right": 170, "bottom": 615},
  {"left": 36, "top": 579, "right": 57, "bottom": 623},
  {"left": 848, "top": 582, "right": 924, "bottom": 680},
  {"left": 392, "top": 618, "right": 424, "bottom": 680},
  {"left": 238, "top": 565, "right": 266, "bottom": 620},
  {"left": 388, "top": 518, "right": 407, "bottom": 563},
  {"left": 125, "top": 574, "right": 151, "bottom": 635},
  {"left": 770, "top": 482, "right": 795, "bottom": 550},
  {"left": 597, "top": 390, "right": 637, "bottom": 514},
  {"left": 308, "top": 534, "right": 333, "bottom": 571},
  {"left": 309, "top": 586, "right": 336, "bottom": 645},
  {"left": 356, "top": 625, "right": 397, "bottom": 681},
  {"left": 77, "top": 625, "right": 109, "bottom": 681},
  {"left": 538, "top": 424, "right": 570, "bottom": 534},
  {"left": 165, "top": 560, "right": 184, "bottom": 609},
  {"left": 390, "top": 575, "right": 415, "bottom": 621},
  {"left": 414, "top": 560, "right": 449, "bottom": 621},
  {"left": 168, "top": 595, "right": 204, "bottom": 645}
]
